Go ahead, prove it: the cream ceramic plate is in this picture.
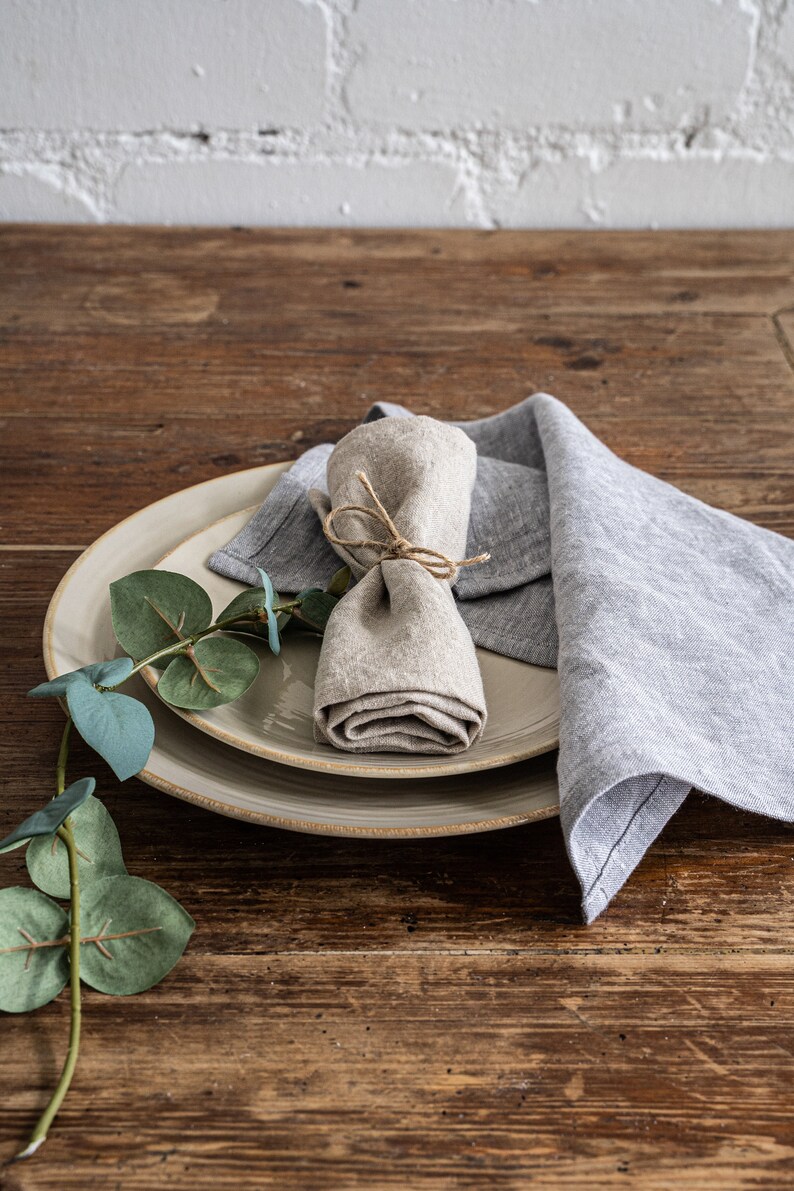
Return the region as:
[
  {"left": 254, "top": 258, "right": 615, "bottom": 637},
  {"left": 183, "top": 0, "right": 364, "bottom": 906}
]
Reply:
[
  {"left": 144, "top": 502, "right": 560, "bottom": 779},
  {"left": 43, "top": 463, "right": 560, "bottom": 836}
]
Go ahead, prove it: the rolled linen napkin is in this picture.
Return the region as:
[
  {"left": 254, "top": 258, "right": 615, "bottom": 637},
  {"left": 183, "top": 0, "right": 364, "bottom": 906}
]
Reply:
[{"left": 307, "top": 415, "right": 488, "bottom": 754}]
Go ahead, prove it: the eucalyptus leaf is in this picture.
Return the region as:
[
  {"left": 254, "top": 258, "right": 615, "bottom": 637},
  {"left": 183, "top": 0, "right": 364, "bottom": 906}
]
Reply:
[
  {"left": 264, "top": 608, "right": 280, "bottom": 655},
  {"left": 29, "top": 657, "right": 134, "bottom": 699},
  {"left": 157, "top": 636, "right": 259, "bottom": 710},
  {"left": 220, "top": 621, "right": 269, "bottom": 643},
  {"left": 79, "top": 875, "right": 195, "bottom": 995},
  {"left": 221, "top": 581, "right": 286, "bottom": 653},
  {"left": 27, "top": 794, "right": 127, "bottom": 899},
  {"left": 326, "top": 565, "right": 351, "bottom": 597},
  {"left": 0, "top": 888, "right": 69, "bottom": 1013},
  {"left": 67, "top": 682, "right": 155, "bottom": 781},
  {"left": 0, "top": 839, "right": 27, "bottom": 855},
  {"left": 0, "top": 777, "right": 95, "bottom": 852},
  {"left": 257, "top": 567, "right": 275, "bottom": 610},
  {"left": 218, "top": 587, "right": 272, "bottom": 642},
  {"left": 219, "top": 586, "right": 268, "bottom": 625},
  {"left": 256, "top": 568, "right": 281, "bottom": 655},
  {"left": 110, "top": 570, "right": 213, "bottom": 660},
  {"left": 294, "top": 588, "right": 339, "bottom": 633}
]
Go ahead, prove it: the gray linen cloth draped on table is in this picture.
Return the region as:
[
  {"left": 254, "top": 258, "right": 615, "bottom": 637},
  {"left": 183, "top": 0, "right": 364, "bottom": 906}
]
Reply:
[{"left": 209, "top": 394, "right": 794, "bottom": 922}]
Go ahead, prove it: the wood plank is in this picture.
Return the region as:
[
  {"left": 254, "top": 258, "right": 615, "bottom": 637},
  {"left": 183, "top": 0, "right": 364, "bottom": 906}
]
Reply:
[
  {"left": 2, "top": 314, "right": 793, "bottom": 420},
  {"left": 2, "top": 953, "right": 793, "bottom": 1189},
  {"left": 2, "top": 407, "right": 793, "bottom": 544},
  {"left": 1, "top": 227, "right": 793, "bottom": 319}
]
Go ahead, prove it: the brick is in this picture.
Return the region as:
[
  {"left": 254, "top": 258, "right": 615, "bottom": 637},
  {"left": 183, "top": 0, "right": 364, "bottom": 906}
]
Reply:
[
  {"left": 0, "top": 0, "right": 326, "bottom": 131},
  {"left": 345, "top": 0, "right": 754, "bottom": 130},
  {"left": 0, "top": 171, "right": 96, "bottom": 220},
  {"left": 113, "top": 158, "right": 463, "bottom": 226},
  {"left": 487, "top": 159, "right": 593, "bottom": 228},
  {"left": 591, "top": 157, "right": 794, "bottom": 229}
]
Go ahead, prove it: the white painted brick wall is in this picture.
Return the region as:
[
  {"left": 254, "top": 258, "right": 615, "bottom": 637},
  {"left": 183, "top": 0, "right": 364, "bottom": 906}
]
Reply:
[{"left": 0, "top": 0, "right": 792, "bottom": 228}]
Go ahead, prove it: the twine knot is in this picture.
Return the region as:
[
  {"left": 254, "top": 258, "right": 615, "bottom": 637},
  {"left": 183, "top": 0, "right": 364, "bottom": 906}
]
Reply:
[{"left": 322, "top": 470, "right": 490, "bottom": 583}]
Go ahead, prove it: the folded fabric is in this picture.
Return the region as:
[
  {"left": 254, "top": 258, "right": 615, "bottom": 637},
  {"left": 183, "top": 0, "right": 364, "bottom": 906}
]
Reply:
[
  {"left": 211, "top": 403, "right": 558, "bottom": 669},
  {"left": 305, "top": 414, "right": 487, "bottom": 754},
  {"left": 210, "top": 394, "right": 794, "bottom": 921}
]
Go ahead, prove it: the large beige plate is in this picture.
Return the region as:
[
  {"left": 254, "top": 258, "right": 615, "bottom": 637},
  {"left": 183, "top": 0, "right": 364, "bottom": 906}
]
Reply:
[
  {"left": 43, "top": 463, "right": 560, "bottom": 836},
  {"left": 145, "top": 501, "right": 560, "bottom": 779}
]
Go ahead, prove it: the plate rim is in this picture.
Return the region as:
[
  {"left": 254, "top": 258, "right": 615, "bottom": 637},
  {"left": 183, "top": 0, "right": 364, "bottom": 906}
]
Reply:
[
  {"left": 42, "top": 462, "right": 560, "bottom": 837},
  {"left": 143, "top": 504, "right": 560, "bottom": 780}
]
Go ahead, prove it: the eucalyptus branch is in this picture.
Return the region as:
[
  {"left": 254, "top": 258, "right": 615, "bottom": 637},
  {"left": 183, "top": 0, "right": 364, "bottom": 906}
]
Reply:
[
  {"left": 16, "top": 717, "right": 82, "bottom": 1162},
  {"left": 4, "top": 564, "right": 344, "bottom": 1162},
  {"left": 101, "top": 598, "right": 304, "bottom": 687}
]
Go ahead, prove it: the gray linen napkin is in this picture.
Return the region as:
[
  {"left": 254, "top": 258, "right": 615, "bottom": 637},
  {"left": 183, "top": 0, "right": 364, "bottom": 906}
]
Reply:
[
  {"left": 209, "top": 394, "right": 794, "bottom": 921},
  {"left": 306, "top": 414, "right": 487, "bottom": 754}
]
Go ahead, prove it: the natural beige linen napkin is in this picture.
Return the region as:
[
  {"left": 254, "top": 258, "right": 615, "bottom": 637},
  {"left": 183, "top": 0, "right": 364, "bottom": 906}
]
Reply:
[{"left": 307, "top": 415, "right": 487, "bottom": 754}]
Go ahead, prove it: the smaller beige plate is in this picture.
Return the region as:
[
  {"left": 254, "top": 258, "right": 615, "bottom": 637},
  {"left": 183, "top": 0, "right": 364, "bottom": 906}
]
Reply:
[{"left": 144, "top": 503, "right": 560, "bottom": 780}]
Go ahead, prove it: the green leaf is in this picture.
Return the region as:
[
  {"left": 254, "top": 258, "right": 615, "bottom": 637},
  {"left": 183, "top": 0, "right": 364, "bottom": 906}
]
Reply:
[
  {"left": 29, "top": 657, "right": 133, "bottom": 699},
  {"left": 326, "top": 565, "right": 351, "bottom": 597},
  {"left": 79, "top": 875, "right": 195, "bottom": 995},
  {"left": 257, "top": 567, "right": 275, "bottom": 606},
  {"left": 255, "top": 568, "right": 281, "bottom": 655},
  {"left": 157, "top": 636, "right": 259, "bottom": 710},
  {"left": 294, "top": 588, "right": 339, "bottom": 633},
  {"left": 219, "top": 586, "right": 267, "bottom": 624},
  {"left": 0, "top": 778, "right": 95, "bottom": 852},
  {"left": 0, "top": 839, "right": 27, "bottom": 855},
  {"left": 67, "top": 683, "right": 155, "bottom": 781},
  {"left": 30, "top": 658, "right": 155, "bottom": 780},
  {"left": 220, "top": 579, "right": 289, "bottom": 650},
  {"left": 0, "top": 888, "right": 69, "bottom": 1013},
  {"left": 218, "top": 587, "right": 271, "bottom": 640},
  {"left": 110, "top": 570, "right": 213, "bottom": 660},
  {"left": 27, "top": 794, "right": 127, "bottom": 899}
]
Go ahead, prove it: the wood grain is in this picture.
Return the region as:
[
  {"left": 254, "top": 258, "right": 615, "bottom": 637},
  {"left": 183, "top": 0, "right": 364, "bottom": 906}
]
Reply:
[
  {"left": 3, "top": 315, "right": 794, "bottom": 418},
  {"left": 2, "top": 227, "right": 793, "bottom": 321},
  {"left": 3, "top": 407, "right": 794, "bottom": 545},
  {"left": 1, "top": 228, "right": 793, "bottom": 1190}
]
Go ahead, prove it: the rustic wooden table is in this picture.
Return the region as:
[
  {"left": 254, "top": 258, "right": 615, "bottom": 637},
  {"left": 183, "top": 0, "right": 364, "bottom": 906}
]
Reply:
[{"left": 1, "top": 227, "right": 793, "bottom": 1190}]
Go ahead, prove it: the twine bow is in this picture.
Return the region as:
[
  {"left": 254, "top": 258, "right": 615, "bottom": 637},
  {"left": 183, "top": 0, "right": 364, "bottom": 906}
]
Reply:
[{"left": 322, "top": 470, "right": 490, "bottom": 583}]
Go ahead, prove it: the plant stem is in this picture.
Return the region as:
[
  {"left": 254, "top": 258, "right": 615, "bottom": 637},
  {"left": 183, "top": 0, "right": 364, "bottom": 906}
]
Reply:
[
  {"left": 104, "top": 599, "right": 303, "bottom": 686},
  {"left": 55, "top": 716, "right": 72, "bottom": 795},
  {"left": 15, "top": 717, "right": 81, "bottom": 1162}
]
